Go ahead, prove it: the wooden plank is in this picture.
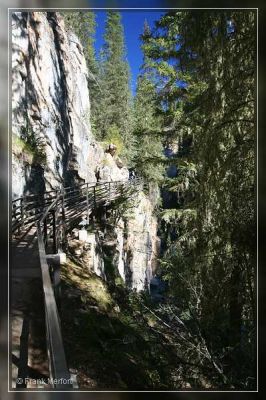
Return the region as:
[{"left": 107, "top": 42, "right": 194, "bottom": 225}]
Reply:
[
  {"left": 64, "top": 194, "right": 87, "bottom": 204},
  {"left": 65, "top": 200, "right": 88, "bottom": 209},
  {"left": 64, "top": 207, "right": 91, "bottom": 223}
]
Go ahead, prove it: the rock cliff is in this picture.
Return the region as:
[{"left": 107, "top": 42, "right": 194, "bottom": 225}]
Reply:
[
  {"left": 12, "top": 11, "right": 128, "bottom": 197},
  {"left": 12, "top": 11, "right": 159, "bottom": 291}
]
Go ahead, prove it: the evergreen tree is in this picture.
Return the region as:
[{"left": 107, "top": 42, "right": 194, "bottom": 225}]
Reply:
[
  {"left": 143, "top": 10, "right": 256, "bottom": 388},
  {"left": 133, "top": 21, "right": 165, "bottom": 183},
  {"left": 97, "top": 11, "right": 134, "bottom": 163}
]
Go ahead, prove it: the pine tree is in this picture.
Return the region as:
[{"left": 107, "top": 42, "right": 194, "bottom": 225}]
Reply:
[
  {"left": 143, "top": 10, "right": 256, "bottom": 387},
  {"left": 97, "top": 11, "right": 134, "bottom": 163},
  {"left": 133, "top": 21, "right": 165, "bottom": 183}
]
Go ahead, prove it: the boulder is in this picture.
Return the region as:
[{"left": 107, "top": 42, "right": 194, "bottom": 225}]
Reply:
[{"left": 105, "top": 143, "right": 117, "bottom": 156}]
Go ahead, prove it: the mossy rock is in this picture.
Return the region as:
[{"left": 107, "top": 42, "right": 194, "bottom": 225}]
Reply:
[{"left": 12, "top": 133, "right": 46, "bottom": 165}]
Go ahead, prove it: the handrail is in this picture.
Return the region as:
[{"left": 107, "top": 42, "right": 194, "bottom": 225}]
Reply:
[
  {"left": 39, "top": 195, "right": 61, "bottom": 225},
  {"left": 12, "top": 178, "right": 143, "bottom": 388},
  {"left": 37, "top": 224, "right": 72, "bottom": 389},
  {"left": 12, "top": 179, "right": 143, "bottom": 234},
  {"left": 36, "top": 191, "right": 73, "bottom": 388},
  {"left": 12, "top": 178, "right": 143, "bottom": 201}
]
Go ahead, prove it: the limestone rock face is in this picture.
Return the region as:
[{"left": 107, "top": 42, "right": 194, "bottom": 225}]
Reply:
[
  {"left": 96, "top": 153, "right": 129, "bottom": 182},
  {"left": 125, "top": 192, "right": 160, "bottom": 291},
  {"left": 89, "top": 190, "right": 160, "bottom": 291},
  {"left": 12, "top": 11, "right": 89, "bottom": 194},
  {"left": 11, "top": 11, "right": 160, "bottom": 291},
  {"left": 12, "top": 11, "right": 127, "bottom": 197}
]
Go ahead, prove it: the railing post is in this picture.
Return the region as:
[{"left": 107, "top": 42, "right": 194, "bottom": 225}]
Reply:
[
  {"left": 60, "top": 186, "right": 66, "bottom": 250},
  {"left": 44, "top": 217, "right": 48, "bottom": 248},
  {"left": 61, "top": 186, "right": 65, "bottom": 220},
  {"left": 52, "top": 209, "right": 57, "bottom": 254},
  {"left": 93, "top": 185, "right": 96, "bottom": 208},
  {"left": 21, "top": 198, "right": 24, "bottom": 230},
  {"left": 86, "top": 183, "right": 89, "bottom": 224}
]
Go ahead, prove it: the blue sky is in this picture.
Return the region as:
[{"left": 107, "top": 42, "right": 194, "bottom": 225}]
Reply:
[{"left": 94, "top": 11, "right": 165, "bottom": 95}]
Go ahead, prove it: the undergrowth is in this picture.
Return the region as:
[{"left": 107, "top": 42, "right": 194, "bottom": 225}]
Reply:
[{"left": 60, "top": 257, "right": 222, "bottom": 390}]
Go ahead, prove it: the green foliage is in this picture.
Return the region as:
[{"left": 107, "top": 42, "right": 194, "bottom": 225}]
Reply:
[
  {"left": 62, "top": 11, "right": 135, "bottom": 164},
  {"left": 132, "top": 22, "right": 165, "bottom": 183},
  {"left": 144, "top": 10, "right": 256, "bottom": 388},
  {"left": 13, "top": 124, "right": 47, "bottom": 166},
  {"left": 94, "top": 12, "right": 134, "bottom": 164},
  {"left": 13, "top": 135, "right": 34, "bottom": 163},
  {"left": 61, "top": 257, "right": 227, "bottom": 389},
  {"left": 103, "top": 124, "right": 124, "bottom": 155},
  {"left": 58, "top": 10, "right": 256, "bottom": 388},
  {"left": 161, "top": 208, "right": 197, "bottom": 224}
]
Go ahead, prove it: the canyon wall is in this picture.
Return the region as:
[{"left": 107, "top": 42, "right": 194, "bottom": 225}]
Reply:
[{"left": 12, "top": 11, "right": 159, "bottom": 291}]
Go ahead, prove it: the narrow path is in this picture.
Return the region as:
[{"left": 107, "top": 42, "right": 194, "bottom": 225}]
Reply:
[
  {"left": 11, "top": 178, "right": 143, "bottom": 388},
  {"left": 11, "top": 227, "right": 50, "bottom": 388}
]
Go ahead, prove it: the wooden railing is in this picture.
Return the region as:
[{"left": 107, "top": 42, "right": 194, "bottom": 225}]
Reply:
[
  {"left": 37, "top": 194, "right": 72, "bottom": 388},
  {"left": 12, "top": 178, "right": 143, "bottom": 388},
  {"left": 12, "top": 178, "right": 143, "bottom": 234},
  {"left": 12, "top": 190, "right": 59, "bottom": 234}
]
